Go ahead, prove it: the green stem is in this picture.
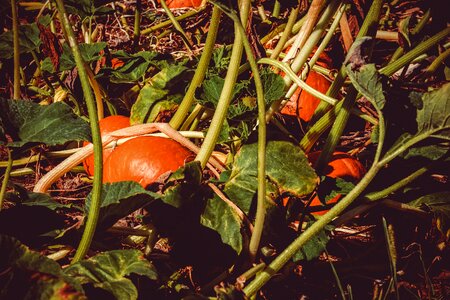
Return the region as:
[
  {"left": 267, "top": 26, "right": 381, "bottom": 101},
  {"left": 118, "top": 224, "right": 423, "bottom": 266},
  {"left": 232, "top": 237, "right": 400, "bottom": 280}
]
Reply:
[
  {"left": 425, "top": 47, "right": 450, "bottom": 75},
  {"left": 364, "top": 161, "right": 437, "bottom": 202},
  {"left": 299, "top": 24, "right": 450, "bottom": 154},
  {"left": 55, "top": 0, "right": 103, "bottom": 263},
  {"left": 269, "top": 5, "right": 299, "bottom": 60},
  {"left": 0, "top": 149, "right": 13, "bottom": 211},
  {"left": 218, "top": 3, "right": 267, "bottom": 262},
  {"left": 133, "top": 0, "right": 141, "bottom": 47},
  {"left": 315, "top": 0, "right": 383, "bottom": 171},
  {"left": 169, "top": 6, "right": 221, "bottom": 130},
  {"left": 11, "top": 0, "right": 20, "bottom": 99},
  {"left": 160, "top": 0, "right": 193, "bottom": 51},
  {"left": 195, "top": 0, "right": 251, "bottom": 169},
  {"left": 272, "top": 0, "right": 280, "bottom": 18},
  {"left": 141, "top": 6, "right": 205, "bottom": 36}
]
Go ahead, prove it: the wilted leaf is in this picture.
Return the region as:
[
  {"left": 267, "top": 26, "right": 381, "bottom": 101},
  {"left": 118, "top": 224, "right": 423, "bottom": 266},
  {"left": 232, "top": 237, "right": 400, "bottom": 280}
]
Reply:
[
  {"left": 224, "top": 141, "right": 317, "bottom": 214},
  {"left": 0, "top": 99, "right": 91, "bottom": 147},
  {"left": 0, "top": 235, "right": 84, "bottom": 299},
  {"left": 200, "top": 195, "right": 244, "bottom": 254},
  {"left": 409, "top": 192, "right": 450, "bottom": 241},
  {"left": 64, "top": 249, "right": 157, "bottom": 300},
  {"left": 85, "top": 181, "right": 159, "bottom": 230}
]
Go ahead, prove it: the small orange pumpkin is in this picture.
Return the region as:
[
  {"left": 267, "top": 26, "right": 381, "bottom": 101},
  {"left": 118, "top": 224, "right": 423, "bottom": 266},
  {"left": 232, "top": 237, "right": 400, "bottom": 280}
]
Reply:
[
  {"left": 307, "top": 151, "right": 366, "bottom": 215},
  {"left": 82, "top": 115, "right": 130, "bottom": 176},
  {"left": 103, "top": 136, "right": 194, "bottom": 188}
]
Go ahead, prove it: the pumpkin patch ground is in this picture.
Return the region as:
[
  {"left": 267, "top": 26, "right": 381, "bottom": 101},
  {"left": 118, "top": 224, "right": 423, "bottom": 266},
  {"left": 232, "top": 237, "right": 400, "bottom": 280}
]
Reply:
[{"left": 0, "top": 1, "right": 449, "bottom": 299}]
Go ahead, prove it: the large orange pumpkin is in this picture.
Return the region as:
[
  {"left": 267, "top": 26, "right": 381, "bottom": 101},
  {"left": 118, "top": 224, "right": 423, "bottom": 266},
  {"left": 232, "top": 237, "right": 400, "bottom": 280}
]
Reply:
[
  {"left": 307, "top": 151, "right": 366, "bottom": 215},
  {"left": 83, "top": 115, "right": 131, "bottom": 176},
  {"left": 103, "top": 136, "right": 194, "bottom": 188},
  {"left": 159, "top": 0, "right": 202, "bottom": 9}
]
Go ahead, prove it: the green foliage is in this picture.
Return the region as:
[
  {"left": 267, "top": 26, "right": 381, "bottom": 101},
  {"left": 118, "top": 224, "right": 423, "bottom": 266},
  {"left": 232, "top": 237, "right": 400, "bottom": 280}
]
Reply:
[
  {"left": 85, "top": 181, "right": 159, "bottom": 230},
  {"left": 64, "top": 249, "right": 157, "bottom": 300},
  {"left": 200, "top": 195, "right": 244, "bottom": 254},
  {"left": 0, "top": 98, "right": 91, "bottom": 147},
  {"left": 0, "top": 235, "right": 84, "bottom": 299},
  {"left": 224, "top": 140, "right": 317, "bottom": 214},
  {"left": 0, "top": 23, "right": 41, "bottom": 59},
  {"left": 64, "top": 0, "right": 115, "bottom": 20},
  {"left": 130, "top": 64, "right": 188, "bottom": 124},
  {"left": 409, "top": 192, "right": 450, "bottom": 241},
  {"left": 316, "top": 177, "right": 356, "bottom": 204},
  {"left": 292, "top": 223, "right": 333, "bottom": 262}
]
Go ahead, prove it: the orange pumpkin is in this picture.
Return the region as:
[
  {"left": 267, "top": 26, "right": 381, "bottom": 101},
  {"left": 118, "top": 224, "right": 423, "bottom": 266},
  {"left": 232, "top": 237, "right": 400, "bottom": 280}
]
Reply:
[
  {"left": 158, "top": 0, "right": 202, "bottom": 9},
  {"left": 103, "top": 136, "right": 194, "bottom": 188},
  {"left": 82, "top": 115, "right": 130, "bottom": 176},
  {"left": 307, "top": 151, "right": 366, "bottom": 215}
]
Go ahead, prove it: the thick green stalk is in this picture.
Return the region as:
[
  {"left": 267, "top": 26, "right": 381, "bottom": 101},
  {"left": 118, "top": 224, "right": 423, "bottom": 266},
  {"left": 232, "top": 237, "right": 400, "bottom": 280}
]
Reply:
[
  {"left": 141, "top": 7, "right": 205, "bottom": 36},
  {"left": 269, "top": 5, "right": 299, "bottom": 60},
  {"left": 160, "top": 0, "right": 193, "bottom": 51},
  {"left": 265, "top": 0, "right": 341, "bottom": 122},
  {"left": 55, "top": 0, "right": 103, "bottom": 263},
  {"left": 195, "top": 0, "right": 251, "bottom": 169},
  {"left": 0, "top": 150, "right": 13, "bottom": 211},
  {"left": 299, "top": 26, "right": 450, "bottom": 153},
  {"left": 170, "top": 6, "right": 221, "bottom": 130},
  {"left": 221, "top": 5, "right": 267, "bottom": 262},
  {"left": 315, "top": 0, "right": 383, "bottom": 172},
  {"left": 133, "top": 0, "right": 141, "bottom": 47},
  {"left": 11, "top": 0, "right": 20, "bottom": 99}
]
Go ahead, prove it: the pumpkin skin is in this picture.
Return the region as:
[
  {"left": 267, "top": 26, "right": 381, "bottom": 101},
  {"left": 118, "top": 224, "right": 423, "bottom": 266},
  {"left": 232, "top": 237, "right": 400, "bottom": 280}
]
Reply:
[
  {"left": 159, "top": 0, "right": 202, "bottom": 9},
  {"left": 103, "top": 136, "right": 193, "bottom": 188},
  {"left": 281, "top": 70, "right": 331, "bottom": 122},
  {"left": 83, "top": 115, "right": 130, "bottom": 176},
  {"left": 307, "top": 151, "right": 366, "bottom": 215}
]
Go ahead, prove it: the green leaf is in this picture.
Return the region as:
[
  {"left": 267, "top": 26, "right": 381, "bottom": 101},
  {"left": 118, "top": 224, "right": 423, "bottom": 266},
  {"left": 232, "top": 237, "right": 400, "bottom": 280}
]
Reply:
[
  {"left": 316, "top": 177, "right": 356, "bottom": 204},
  {"left": 261, "top": 69, "right": 285, "bottom": 103},
  {"left": 64, "top": 249, "right": 157, "bottom": 300},
  {"left": 6, "top": 188, "right": 72, "bottom": 210},
  {"left": 200, "top": 75, "right": 247, "bottom": 108},
  {"left": 200, "top": 195, "right": 244, "bottom": 254},
  {"left": 85, "top": 181, "right": 159, "bottom": 230},
  {"left": 109, "top": 51, "right": 159, "bottom": 83},
  {"left": 292, "top": 223, "right": 333, "bottom": 262},
  {"left": 0, "top": 99, "right": 91, "bottom": 147},
  {"left": 64, "top": 0, "right": 115, "bottom": 19},
  {"left": 408, "top": 192, "right": 450, "bottom": 241},
  {"left": 130, "top": 86, "right": 169, "bottom": 124},
  {"left": 151, "top": 64, "right": 188, "bottom": 90},
  {"left": 346, "top": 63, "right": 386, "bottom": 110},
  {"left": 0, "top": 23, "right": 41, "bottom": 59},
  {"left": 416, "top": 83, "right": 450, "bottom": 140},
  {"left": 224, "top": 141, "right": 317, "bottom": 214},
  {"left": 0, "top": 235, "right": 84, "bottom": 299},
  {"left": 58, "top": 42, "right": 107, "bottom": 71},
  {"left": 160, "top": 161, "right": 203, "bottom": 208},
  {"left": 387, "top": 84, "right": 450, "bottom": 159}
]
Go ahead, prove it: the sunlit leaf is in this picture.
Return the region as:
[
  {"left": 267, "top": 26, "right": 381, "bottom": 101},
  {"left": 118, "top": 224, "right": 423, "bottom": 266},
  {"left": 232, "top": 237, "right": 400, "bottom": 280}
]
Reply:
[
  {"left": 0, "top": 99, "right": 91, "bottom": 147},
  {"left": 64, "top": 249, "right": 157, "bottom": 300},
  {"left": 224, "top": 140, "right": 317, "bottom": 214}
]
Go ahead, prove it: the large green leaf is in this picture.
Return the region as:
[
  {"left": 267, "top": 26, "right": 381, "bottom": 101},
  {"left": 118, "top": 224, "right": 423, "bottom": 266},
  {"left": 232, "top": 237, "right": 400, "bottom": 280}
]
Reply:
[
  {"left": 0, "top": 23, "right": 41, "bottom": 59},
  {"left": 200, "top": 195, "right": 244, "bottom": 254},
  {"left": 261, "top": 69, "right": 285, "bottom": 103},
  {"left": 224, "top": 140, "right": 317, "bottom": 214},
  {"left": 85, "top": 181, "right": 159, "bottom": 230},
  {"left": 0, "top": 235, "right": 84, "bottom": 299},
  {"left": 130, "top": 86, "right": 169, "bottom": 124},
  {"left": 64, "top": 249, "right": 157, "bottom": 300},
  {"left": 0, "top": 99, "right": 91, "bottom": 147},
  {"left": 387, "top": 84, "right": 450, "bottom": 159},
  {"left": 408, "top": 192, "right": 450, "bottom": 241}
]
